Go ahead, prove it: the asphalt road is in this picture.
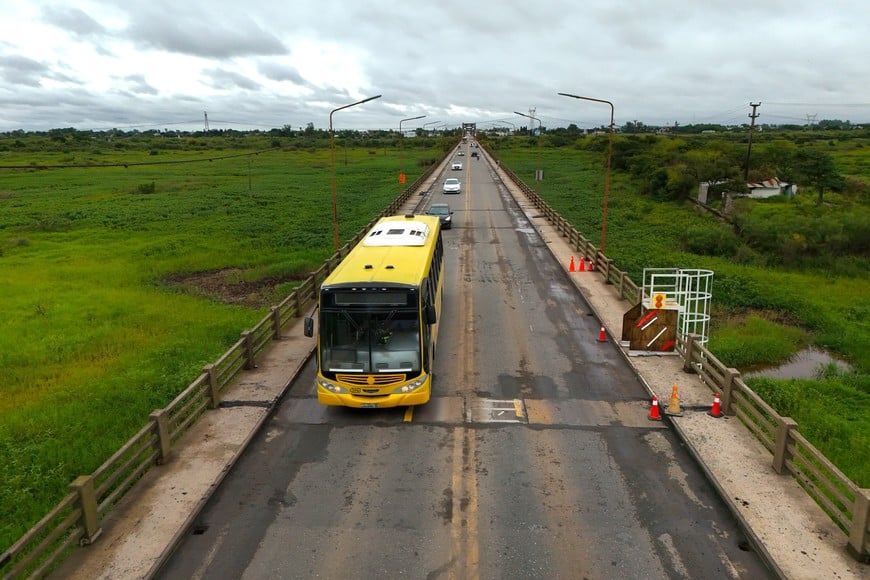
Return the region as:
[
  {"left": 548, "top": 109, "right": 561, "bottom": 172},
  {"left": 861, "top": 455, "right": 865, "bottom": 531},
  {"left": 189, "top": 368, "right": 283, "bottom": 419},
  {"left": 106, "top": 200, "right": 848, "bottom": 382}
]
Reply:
[{"left": 157, "top": 145, "right": 773, "bottom": 579}]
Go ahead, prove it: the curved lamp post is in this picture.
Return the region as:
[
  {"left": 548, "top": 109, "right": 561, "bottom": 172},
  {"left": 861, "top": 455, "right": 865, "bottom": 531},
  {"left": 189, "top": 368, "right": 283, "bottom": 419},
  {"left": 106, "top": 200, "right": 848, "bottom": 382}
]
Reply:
[
  {"left": 329, "top": 94, "right": 381, "bottom": 251},
  {"left": 558, "top": 92, "right": 614, "bottom": 254},
  {"left": 399, "top": 115, "right": 426, "bottom": 196},
  {"left": 422, "top": 120, "right": 440, "bottom": 136},
  {"left": 499, "top": 120, "right": 516, "bottom": 170},
  {"left": 513, "top": 111, "right": 542, "bottom": 196}
]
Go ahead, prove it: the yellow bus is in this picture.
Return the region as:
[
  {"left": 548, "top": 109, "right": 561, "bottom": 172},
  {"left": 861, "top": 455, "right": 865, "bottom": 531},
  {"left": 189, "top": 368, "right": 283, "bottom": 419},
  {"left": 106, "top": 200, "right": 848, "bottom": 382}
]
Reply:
[{"left": 304, "top": 214, "right": 445, "bottom": 408}]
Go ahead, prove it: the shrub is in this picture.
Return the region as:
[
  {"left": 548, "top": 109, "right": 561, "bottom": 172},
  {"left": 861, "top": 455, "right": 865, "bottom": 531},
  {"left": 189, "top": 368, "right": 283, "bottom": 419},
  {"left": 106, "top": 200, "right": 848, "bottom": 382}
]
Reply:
[
  {"left": 135, "top": 181, "right": 156, "bottom": 195},
  {"left": 680, "top": 223, "right": 740, "bottom": 257}
]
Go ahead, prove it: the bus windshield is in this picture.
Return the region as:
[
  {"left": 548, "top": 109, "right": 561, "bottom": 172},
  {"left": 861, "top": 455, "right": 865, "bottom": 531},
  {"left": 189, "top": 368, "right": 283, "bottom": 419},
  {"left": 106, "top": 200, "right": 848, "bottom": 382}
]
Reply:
[{"left": 320, "top": 309, "right": 421, "bottom": 374}]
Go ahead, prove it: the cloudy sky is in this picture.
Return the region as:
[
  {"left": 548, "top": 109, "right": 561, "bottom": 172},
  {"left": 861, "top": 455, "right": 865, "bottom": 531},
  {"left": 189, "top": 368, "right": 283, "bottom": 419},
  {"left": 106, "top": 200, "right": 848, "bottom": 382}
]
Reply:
[{"left": 1, "top": 0, "right": 868, "bottom": 133}]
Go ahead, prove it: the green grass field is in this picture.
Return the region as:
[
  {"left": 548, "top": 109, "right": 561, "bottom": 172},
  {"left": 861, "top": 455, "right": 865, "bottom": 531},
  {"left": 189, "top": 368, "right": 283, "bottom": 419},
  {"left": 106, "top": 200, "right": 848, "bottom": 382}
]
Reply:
[
  {"left": 1, "top": 132, "right": 867, "bottom": 552},
  {"left": 0, "top": 139, "right": 441, "bottom": 549},
  {"left": 490, "top": 139, "right": 869, "bottom": 490}
]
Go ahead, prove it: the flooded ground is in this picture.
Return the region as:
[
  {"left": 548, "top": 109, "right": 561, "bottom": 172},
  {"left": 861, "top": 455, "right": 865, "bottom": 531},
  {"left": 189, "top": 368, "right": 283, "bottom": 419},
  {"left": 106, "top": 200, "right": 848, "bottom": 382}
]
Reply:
[{"left": 743, "top": 346, "right": 853, "bottom": 380}]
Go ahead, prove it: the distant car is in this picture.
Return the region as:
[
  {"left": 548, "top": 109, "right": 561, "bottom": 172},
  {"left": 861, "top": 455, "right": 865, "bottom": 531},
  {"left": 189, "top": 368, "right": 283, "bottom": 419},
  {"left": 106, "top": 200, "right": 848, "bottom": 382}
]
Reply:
[
  {"left": 457, "top": 150, "right": 465, "bottom": 156},
  {"left": 471, "top": 151, "right": 479, "bottom": 159},
  {"left": 443, "top": 178, "right": 461, "bottom": 194},
  {"left": 451, "top": 161, "right": 463, "bottom": 170},
  {"left": 426, "top": 202, "right": 453, "bottom": 229}
]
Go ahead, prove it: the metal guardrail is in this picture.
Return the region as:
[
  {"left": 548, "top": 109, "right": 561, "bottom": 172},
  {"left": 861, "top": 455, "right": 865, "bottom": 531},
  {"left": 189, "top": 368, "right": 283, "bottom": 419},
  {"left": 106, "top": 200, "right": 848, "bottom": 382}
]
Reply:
[
  {"left": 0, "top": 159, "right": 443, "bottom": 579},
  {"left": 499, "top": 156, "right": 869, "bottom": 563}
]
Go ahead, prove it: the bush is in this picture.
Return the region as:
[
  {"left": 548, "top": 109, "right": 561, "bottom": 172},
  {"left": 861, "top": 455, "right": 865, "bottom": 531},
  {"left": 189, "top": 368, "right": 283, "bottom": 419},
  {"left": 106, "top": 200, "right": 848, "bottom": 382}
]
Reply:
[
  {"left": 135, "top": 181, "right": 156, "bottom": 195},
  {"left": 747, "top": 372, "right": 870, "bottom": 486},
  {"left": 680, "top": 223, "right": 740, "bottom": 257},
  {"left": 709, "top": 314, "right": 809, "bottom": 368}
]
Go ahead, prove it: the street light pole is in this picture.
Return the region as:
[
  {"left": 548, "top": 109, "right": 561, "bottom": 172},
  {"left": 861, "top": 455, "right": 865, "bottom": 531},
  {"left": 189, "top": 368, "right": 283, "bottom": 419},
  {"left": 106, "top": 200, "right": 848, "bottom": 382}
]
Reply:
[
  {"left": 399, "top": 115, "right": 426, "bottom": 196},
  {"left": 514, "top": 111, "right": 542, "bottom": 196},
  {"left": 330, "top": 94, "right": 382, "bottom": 251},
  {"left": 500, "top": 120, "right": 516, "bottom": 171},
  {"left": 558, "top": 92, "right": 614, "bottom": 254},
  {"left": 422, "top": 120, "right": 440, "bottom": 136}
]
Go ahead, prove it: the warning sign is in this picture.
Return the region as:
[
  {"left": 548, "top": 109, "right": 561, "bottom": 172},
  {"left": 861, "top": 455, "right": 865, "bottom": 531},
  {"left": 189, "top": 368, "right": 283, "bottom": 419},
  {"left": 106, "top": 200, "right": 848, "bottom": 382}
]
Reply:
[{"left": 621, "top": 303, "right": 677, "bottom": 352}]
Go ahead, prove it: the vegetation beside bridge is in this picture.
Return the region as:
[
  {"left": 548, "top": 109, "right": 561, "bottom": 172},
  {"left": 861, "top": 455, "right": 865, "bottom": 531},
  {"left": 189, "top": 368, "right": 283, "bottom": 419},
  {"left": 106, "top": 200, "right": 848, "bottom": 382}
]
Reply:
[
  {"left": 485, "top": 127, "right": 868, "bottom": 491},
  {"left": 0, "top": 126, "right": 866, "bottom": 554}
]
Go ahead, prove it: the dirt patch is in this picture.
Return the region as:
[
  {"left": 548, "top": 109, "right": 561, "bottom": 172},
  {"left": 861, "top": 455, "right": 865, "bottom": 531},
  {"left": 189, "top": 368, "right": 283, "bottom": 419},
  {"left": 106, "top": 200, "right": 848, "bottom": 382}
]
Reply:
[{"left": 163, "top": 268, "right": 305, "bottom": 309}]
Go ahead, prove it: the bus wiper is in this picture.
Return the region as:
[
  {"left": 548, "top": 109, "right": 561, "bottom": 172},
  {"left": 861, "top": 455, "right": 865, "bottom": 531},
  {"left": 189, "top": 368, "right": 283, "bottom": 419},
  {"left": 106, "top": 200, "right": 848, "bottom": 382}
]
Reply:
[
  {"left": 376, "top": 310, "right": 398, "bottom": 344},
  {"left": 340, "top": 310, "right": 362, "bottom": 333},
  {"left": 340, "top": 310, "right": 369, "bottom": 344}
]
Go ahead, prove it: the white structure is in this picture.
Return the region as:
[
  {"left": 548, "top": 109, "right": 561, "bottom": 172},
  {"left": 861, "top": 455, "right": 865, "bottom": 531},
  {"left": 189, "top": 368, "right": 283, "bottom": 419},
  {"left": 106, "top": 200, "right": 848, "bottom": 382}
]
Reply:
[
  {"left": 698, "top": 178, "right": 798, "bottom": 203},
  {"left": 642, "top": 268, "right": 713, "bottom": 346},
  {"left": 745, "top": 178, "right": 798, "bottom": 199}
]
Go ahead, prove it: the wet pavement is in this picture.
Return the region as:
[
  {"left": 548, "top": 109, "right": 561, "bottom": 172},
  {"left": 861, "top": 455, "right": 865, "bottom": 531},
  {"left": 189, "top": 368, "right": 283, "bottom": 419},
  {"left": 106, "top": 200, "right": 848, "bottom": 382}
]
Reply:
[{"left": 53, "top": 152, "right": 867, "bottom": 580}]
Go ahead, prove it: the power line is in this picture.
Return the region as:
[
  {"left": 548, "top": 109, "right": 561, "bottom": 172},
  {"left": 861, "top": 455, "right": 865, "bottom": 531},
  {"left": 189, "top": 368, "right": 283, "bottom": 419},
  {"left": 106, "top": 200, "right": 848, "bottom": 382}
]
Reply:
[
  {"left": 85, "top": 119, "right": 281, "bottom": 132},
  {"left": 762, "top": 113, "right": 816, "bottom": 122},
  {"left": 691, "top": 104, "right": 751, "bottom": 123},
  {"left": 764, "top": 102, "right": 870, "bottom": 107}
]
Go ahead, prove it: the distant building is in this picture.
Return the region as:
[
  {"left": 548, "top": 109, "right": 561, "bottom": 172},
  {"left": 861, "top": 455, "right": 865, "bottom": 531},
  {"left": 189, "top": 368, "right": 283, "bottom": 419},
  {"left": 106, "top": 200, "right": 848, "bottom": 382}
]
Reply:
[
  {"left": 697, "top": 177, "right": 797, "bottom": 204},
  {"left": 745, "top": 178, "right": 798, "bottom": 199}
]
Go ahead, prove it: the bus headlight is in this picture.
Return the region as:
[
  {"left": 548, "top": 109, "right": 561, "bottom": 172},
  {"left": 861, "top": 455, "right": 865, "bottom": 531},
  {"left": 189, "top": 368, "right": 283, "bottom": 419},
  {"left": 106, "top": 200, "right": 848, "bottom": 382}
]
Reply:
[
  {"left": 392, "top": 374, "right": 427, "bottom": 394},
  {"left": 317, "top": 377, "right": 348, "bottom": 394}
]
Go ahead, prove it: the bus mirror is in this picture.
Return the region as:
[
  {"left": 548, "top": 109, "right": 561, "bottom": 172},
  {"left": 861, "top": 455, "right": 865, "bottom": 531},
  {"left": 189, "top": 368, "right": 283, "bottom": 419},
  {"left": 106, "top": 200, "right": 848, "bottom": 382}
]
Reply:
[
  {"left": 304, "top": 317, "right": 314, "bottom": 337},
  {"left": 424, "top": 304, "right": 437, "bottom": 325}
]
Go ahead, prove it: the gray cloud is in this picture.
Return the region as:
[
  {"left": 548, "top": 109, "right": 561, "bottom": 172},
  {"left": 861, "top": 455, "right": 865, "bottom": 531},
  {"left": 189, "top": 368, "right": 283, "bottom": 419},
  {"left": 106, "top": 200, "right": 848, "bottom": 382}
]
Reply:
[
  {"left": 257, "top": 61, "right": 308, "bottom": 87},
  {"left": 120, "top": 74, "right": 158, "bottom": 95},
  {"left": 0, "top": 55, "right": 52, "bottom": 87},
  {"left": 42, "top": 5, "right": 107, "bottom": 37},
  {"left": 0, "top": 0, "right": 868, "bottom": 131},
  {"left": 203, "top": 68, "right": 261, "bottom": 91},
  {"left": 123, "top": 4, "right": 287, "bottom": 58}
]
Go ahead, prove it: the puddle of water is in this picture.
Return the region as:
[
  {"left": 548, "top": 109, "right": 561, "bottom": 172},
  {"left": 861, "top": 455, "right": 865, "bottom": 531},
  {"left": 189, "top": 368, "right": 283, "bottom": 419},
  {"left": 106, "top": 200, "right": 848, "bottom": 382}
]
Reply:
[{"left": 743, "top": 346, "right": 852, "bottom": 380}]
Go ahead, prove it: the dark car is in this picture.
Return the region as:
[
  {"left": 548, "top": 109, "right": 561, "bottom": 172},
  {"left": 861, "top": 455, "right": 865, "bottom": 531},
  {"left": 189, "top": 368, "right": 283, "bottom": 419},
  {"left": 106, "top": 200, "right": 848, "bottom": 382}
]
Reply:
[{"left": 426, "top": 203, "right": 453, "bottom": 229}]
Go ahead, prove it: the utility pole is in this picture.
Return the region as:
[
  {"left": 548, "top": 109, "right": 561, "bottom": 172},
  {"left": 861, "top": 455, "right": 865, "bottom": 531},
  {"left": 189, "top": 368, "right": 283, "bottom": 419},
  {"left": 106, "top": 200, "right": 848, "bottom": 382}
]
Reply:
[
  {"left": 744, "top": 102, "right": 760, "bottom": 181},
  {"left": 203, "top": 111, "right": 209, "bottom": 132}
]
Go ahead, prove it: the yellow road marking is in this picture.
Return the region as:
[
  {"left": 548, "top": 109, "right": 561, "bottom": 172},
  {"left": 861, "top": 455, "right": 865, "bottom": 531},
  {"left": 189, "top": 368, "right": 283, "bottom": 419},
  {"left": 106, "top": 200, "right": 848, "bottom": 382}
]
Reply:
[{"left": 514, "top": 398, "right": 524, "bottom": 418}]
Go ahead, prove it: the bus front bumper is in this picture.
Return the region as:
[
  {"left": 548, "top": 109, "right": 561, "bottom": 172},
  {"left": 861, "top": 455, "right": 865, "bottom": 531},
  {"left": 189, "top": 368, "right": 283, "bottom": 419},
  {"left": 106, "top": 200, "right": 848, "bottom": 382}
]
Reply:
[{"left": 316, "top": 387, "right": 430, "bottom": 408}]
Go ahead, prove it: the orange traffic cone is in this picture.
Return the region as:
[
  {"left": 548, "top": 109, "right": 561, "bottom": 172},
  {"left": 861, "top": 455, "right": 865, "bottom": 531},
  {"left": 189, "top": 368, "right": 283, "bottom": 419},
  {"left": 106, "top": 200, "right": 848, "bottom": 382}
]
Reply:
[
  {"left": 588, "top": 259, "right": 594, "bottom": 271},
  {"left": 665, "top": 384, "right": 683, "bottom": 416},
  {"left": 708, "top": 393, "right": 723, "bottom": 418},
  {"left": 597, "top": 324, "right": 607, "bottom": 342},
  {"left": 569, "top": 256, "right": 576, "bottom": 272},
  {"left": 579, "top": 257, "right": 586, "bottom": 271},
  {"left": 648, "top": 395, "right": 662, "bottom": 421}
]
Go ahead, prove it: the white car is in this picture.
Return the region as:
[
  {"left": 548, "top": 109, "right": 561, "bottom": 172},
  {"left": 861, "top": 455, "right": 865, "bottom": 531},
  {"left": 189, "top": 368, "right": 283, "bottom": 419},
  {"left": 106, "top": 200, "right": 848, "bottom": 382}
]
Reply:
[
  {"left": 443, "top": 178, "right": 461, "bottom": 194},
  {"left": 451, "top": 161, "right": 463, "bottom": 170}
]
